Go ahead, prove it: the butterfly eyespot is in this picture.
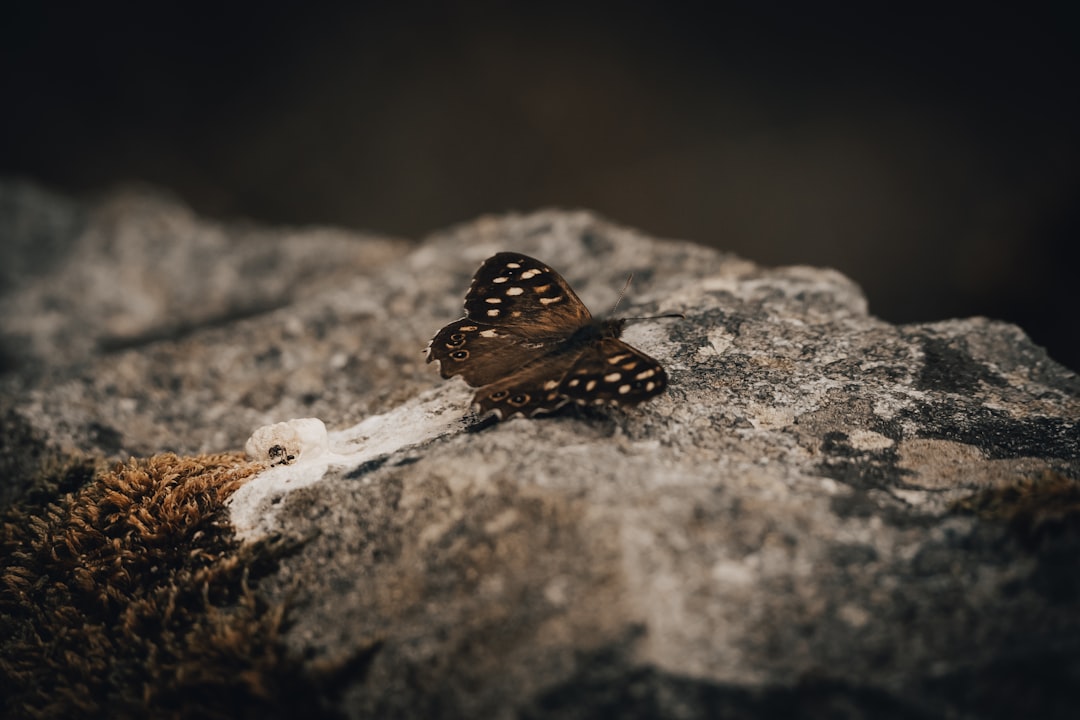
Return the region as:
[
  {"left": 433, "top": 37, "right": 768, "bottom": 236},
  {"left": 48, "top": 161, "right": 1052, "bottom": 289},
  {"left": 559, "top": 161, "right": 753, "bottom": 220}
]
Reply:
[
  {"left": 508, "top": 393, "right": 530, "bottom": 406},
  {"left": 447, "top": 333, "right": 466, "bottom": 347},
  {"left": 450, "top": 350, "right": 470, "bottom": 360},
  {"left": 490, "top": 390, "right": 509, "bottom": 400}
]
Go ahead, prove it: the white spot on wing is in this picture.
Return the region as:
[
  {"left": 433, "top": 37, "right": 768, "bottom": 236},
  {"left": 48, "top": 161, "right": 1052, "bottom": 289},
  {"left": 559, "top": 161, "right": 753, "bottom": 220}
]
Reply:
[
  {"left": 618, "top": 384, "right": 631, "bottom": 394},
  {"left": 493, "top": 276, "right": 509, "bottom": 283},
  {"left": 480, "top": 329, "right": 498, "bottom": 338},
  {"left": 485, "top": 297, "right": 502, "bottom": 304},
  {"left": 585, "top": 380, "right": 597, "bottom": 391},
  {"left": 604, "top": 372, "right": 621, "bottom": 382},
  {"left": 506, "top": 287, "right": 524, "bottom": 296},
  {"left": 487, "top": 309, "right": 500, "bottom": 317},
  {"left": 539, "top": 296, "right": 562, "bottom": 305}
]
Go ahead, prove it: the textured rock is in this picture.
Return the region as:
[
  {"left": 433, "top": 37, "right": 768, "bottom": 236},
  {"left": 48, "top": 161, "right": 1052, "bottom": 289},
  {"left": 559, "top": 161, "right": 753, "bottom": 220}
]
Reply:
[
  {"left": 0, "top": 179, "right": 409, "bottom": 503},
  {"left": 2, "top": 182, "right": 1079, "bottom": 718},
  {"left": 0, "top": 179, "right": 407, "bottom": 369}
]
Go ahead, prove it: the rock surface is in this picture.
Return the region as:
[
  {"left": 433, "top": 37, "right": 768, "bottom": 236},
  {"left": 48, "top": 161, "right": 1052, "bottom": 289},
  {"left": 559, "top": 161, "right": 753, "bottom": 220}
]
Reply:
[{"left": 2, "top": 180, "right": 1079, "bottom": 718}]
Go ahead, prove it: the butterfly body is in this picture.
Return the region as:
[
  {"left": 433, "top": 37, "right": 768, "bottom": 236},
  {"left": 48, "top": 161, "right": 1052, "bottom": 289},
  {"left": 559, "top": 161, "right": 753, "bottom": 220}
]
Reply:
[{"left": 426, "top": 253, "right": 670, "bottom": 420}]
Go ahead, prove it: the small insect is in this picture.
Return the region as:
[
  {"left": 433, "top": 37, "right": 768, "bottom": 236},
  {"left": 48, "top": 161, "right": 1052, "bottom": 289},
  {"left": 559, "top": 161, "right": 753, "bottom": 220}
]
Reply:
[
  {"left": 426, "top": 252, "right": 679, "bottom": 421},
  {"left": 267, "top": 444, "right": 296, "bottom": 466}
]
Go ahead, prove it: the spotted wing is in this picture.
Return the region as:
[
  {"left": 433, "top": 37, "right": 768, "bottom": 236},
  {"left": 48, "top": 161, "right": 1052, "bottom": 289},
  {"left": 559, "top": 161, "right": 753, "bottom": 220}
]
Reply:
[
  {"left": 469, "top": 352, "right": 580, "bottom": 420},
  {"left": 471, "top": 337, "right": 669, "bottom": 420},
  {"left": 462, "top": 252, "right": 591, "bottom": 337},
  {"left": 427, "top": 252, "right": 593, "bottom": 387},
  {"left": 558, "top": 338, "right": 668, "bottom": 407},
  {"left": 426, "top": 318, "right": 561, "bottom": 386}
]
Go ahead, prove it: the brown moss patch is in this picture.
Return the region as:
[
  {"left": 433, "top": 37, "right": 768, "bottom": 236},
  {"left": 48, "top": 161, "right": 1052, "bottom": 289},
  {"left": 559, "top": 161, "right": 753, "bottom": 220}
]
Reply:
[
  {"left": 1, "top": 452, "right": 325, "bottom": 719},
  {"left": 952, "top": 470, "right": 1080, "bottom": 550}
]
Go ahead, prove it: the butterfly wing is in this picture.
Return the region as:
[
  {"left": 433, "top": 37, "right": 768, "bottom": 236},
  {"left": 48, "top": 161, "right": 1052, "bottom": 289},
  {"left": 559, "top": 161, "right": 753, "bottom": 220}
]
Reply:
[
  {"left": 471, "top": 337, "right": 669, "bottom": 420},
  {"left": 558, "top": 337, "right": 669, "bottom": 406},
  {"left": 427, "top": 252, "right": 593, "bottom": 386},
  {"left": 427, "top": 318, "right": 561, "bottom": 386},
  {"left": 463, "top": 252, "right": 592, "bottom": 336},
  {"left": 469, "top": 352, "right": 579, "bottom": 420}
]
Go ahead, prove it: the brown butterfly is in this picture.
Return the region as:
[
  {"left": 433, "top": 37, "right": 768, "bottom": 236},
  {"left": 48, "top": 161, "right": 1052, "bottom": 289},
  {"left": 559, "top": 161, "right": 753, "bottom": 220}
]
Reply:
[{"left": 426, "top": 252, "right": 676, "bottom": 421}]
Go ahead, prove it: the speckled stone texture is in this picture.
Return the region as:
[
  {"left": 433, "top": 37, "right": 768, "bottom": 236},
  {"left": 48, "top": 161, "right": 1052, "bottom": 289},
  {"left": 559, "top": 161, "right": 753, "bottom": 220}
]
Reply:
[{"left": 2, "top": 180, "right": 1078, "bottom": 718}]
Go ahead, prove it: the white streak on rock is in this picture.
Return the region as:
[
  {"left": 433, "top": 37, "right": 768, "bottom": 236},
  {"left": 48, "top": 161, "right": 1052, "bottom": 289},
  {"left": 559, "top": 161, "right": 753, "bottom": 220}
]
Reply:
[{"left": 229, "top": 386, "right": 468, "bottom": 541}]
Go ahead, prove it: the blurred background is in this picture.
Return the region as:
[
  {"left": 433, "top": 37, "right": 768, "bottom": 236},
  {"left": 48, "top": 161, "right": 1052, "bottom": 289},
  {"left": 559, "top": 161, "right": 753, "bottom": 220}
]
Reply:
[{"left": 2, "top": 2, "right": 1077, "bottom": 370}]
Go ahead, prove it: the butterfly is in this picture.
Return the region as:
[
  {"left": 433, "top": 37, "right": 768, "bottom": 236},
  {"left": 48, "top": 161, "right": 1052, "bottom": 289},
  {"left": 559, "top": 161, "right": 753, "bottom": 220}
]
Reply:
[{"left": 426, "top": 252, "right": 675, "bottom": 421}]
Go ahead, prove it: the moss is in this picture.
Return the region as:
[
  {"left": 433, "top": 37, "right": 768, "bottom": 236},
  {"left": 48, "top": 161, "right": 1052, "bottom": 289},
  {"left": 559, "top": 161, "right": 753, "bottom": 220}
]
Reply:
[{"left": 0, "top": 452, "right": 328, "bottom": 720}]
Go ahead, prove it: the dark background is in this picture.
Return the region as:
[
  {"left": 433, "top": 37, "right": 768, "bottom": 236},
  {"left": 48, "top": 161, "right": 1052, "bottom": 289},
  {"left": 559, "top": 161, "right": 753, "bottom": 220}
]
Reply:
[{"left": 3, "top": 2, "right": 1078, "bottom": 370}]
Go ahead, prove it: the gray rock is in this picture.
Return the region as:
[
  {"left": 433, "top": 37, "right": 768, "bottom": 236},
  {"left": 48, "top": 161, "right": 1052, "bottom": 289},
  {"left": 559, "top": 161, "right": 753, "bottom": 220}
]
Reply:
[
  {"left": 2, "top": 182, "right": 1078, "bottom": 718},
  {"left": 0, "top": 179, "right": 409, "bottom": 495},
  {"left": 0, "top": 179, "right": 408, "bottom": 369}
]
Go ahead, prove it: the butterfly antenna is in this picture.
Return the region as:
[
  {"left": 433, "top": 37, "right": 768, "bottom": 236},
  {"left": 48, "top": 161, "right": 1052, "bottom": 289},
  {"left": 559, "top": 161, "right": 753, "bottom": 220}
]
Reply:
[
  {"left": 621, "top": 312, "right": 685, "bottom": 323},
  {"left": 611, "top": 272, "right": 684, "bottom": 323},
  {"left": 610, "top": 273, "right": 634, "bottom": 315}
]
